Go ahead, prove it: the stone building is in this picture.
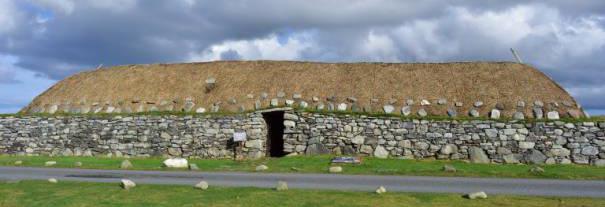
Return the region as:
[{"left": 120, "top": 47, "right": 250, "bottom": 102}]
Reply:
[{"left": 2, "top": 61, "right": 601, "bottom": 165}]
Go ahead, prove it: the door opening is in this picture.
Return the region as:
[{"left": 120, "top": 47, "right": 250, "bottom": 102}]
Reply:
[{"left": 262, "top": 111, "right": 286, "bottom": 157}]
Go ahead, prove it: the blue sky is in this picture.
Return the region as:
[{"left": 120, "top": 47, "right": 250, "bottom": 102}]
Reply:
[{"left": 0, "top": 0, "right": 604, "bottom": 115}]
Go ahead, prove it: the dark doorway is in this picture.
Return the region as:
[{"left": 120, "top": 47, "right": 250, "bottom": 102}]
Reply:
[{"left": 262, "top": 111, "right": 286, "bottom": 157}]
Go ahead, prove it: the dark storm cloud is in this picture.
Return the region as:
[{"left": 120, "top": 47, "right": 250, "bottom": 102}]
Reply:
[{"left": 0, "top": 0, "right": 604, "bottom": 112}]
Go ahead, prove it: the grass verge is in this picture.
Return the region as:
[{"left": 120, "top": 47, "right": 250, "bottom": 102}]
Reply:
[
  {"left": 0, "top": 180, "right": 603, "bottom": 207},
  {"left": 2, "top": 155, "right": 605, "bottom": 180}
]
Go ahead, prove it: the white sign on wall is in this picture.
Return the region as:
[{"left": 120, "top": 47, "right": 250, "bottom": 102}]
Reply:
[{"left": 233, "top": 132, "right": 247, "bottom": 142}]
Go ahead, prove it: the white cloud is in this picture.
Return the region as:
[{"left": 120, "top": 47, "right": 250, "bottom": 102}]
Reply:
[
  {"left": 87, "top": 0, "right": 138, "bottom": 12},
  {"left": 31, "top": 0, "right": 75, "bottom": 14},
  {"left": 30, "top": 0, "right": 138, "bottom": 15},
  {"left": 355, "top": 31, "right": 399, "bottom": 62},
  {"left": 0, "top": 0, "right": 19, "bottom": 33},
  {"left": 189, "top": 32, "right": 316, "bottom": 61}
]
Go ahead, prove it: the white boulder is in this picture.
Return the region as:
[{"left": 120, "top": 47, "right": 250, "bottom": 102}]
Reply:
[
  {"left": 120, "top": 179, "right": 136, "bottom": 190},
  {"left": 162, "top": 158, "right": 189, "bottom": 168},
  {"left": 194, "top": 181, "right": 209, "bottom": 190}
]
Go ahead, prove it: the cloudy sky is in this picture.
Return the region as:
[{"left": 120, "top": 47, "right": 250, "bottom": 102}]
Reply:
[{"left": 0, "top": 0, "right": 604, "bottom": 115}]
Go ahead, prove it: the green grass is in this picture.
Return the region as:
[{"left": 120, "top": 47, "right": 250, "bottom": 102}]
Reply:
[
  {"left": 0, "top": 180, "right": 602, "bottom": 207},
  {"left": 2, "top": 155, "right": 605, "bottom": 180}
]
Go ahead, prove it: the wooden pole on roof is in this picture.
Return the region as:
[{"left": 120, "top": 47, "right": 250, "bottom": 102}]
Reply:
[{"left": 510, "top": 48, "right": 523, "bottom": 63}]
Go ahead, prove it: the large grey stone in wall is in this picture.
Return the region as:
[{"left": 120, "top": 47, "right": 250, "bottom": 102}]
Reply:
[
  {"left": 469, "top": 147, "right": 490, "bottom": 164},
  {"left": 526, "top": 150, "right": 547, "bottom": 164},
  {"left": 351, "top": 135, "right": 365, "bottom": 145},
  {"left": 284, "top": 120, "right": 296, "bottom": 129},
  {"left": 440, "top": 144, "right": 458, "bottom": 155},
  {"left": 284, "top": 113, "right": 298, "bottom": 121},
  {"left": 373, "top": 146, "right": 389, "bottom": 158},
  {"left": 485, "top": 129, "right": 498, "bottom": 138},
  {"left": 519, "top": 142, "right": 535, "bottom": 149},
  {"left": 306, "top": 144, "right": 330, "bottom": 155},
  {"left": 550, "top": 148, "right": 570, "bottom": 157},
  {"left": 581, "top": 146, "right": 599, "bottom": 156}
]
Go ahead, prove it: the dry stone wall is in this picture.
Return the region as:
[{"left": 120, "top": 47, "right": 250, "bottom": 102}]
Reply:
[
  {"left": 1, "top": 112, "right": 604, "bottom": 165},
  {"left": 0, "top": 114, "right": 267, "bottom": 159},
  {"left": 283, "top": 112, "right": 605, "bottom": 165}
]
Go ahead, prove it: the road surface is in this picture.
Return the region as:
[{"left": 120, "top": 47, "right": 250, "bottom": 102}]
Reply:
[{"left": 1, "top": 166, "right": 604, "bottom": 197}]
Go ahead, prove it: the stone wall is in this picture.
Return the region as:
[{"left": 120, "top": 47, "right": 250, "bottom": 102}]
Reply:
[
  {"left": 282, "top": 112, "right": 605, "bottom": 165},
  {"left": 1, "top": 111, "right": 605, "bottom": 165},
  {"left": 0, "top": 114, "right": 267, "bottom": 159}
]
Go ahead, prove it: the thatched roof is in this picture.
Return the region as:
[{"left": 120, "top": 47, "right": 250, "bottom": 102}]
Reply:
[{"left": 22, "top": 61, "right": 582, "bottom": 118}]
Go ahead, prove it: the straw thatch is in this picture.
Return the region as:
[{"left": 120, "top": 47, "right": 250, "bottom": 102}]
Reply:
[{"left": 22, "top": 61, "right": 581, "bottom": 118}]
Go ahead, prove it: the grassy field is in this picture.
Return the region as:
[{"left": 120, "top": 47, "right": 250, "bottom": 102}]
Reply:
[
  {"left": 0, "top": 180, "right": 603, "bottom": 207},
  {"left": 2, "top": 155, "right": 605, "bottom": 180}
]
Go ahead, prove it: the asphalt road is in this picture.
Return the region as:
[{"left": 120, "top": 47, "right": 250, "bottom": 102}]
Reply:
[{"left": 1, "top": 166, "right": 604, "bottom": 197}]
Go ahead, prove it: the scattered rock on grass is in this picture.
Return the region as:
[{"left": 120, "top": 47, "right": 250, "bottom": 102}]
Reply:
[
  {"left": 329, "top": 166, "right": 343, "bottom": 173},
  {"left": 443, "top": 164, "right": 457, "bottom": 173},
  {"left": 256, "top": 165, "right": 269, "bottom": 172},
  {"left": 529, "top": 166, "right": 545, "bottom": 174},
  {"left": 276, "top": 181, "right": 288, "bottom": 191},
  {"left": 465, "top": 191, "right": 487, "bottom": 199},
  {"left": 48, "top": 178, "right": 58, "bottom": 183},
  {"left": 375, "top": 186, "right": 387, "bottom": 194},
  {"left": 163, "top": 158, "right": 188, "bottom": 168},
  {"left": 45, "top": 161, "right": 57, "bottom": 167},
  {"left": 194, "top": 181, "right": 209, "bottom": 190},
  {"left": 593, "top": 159, "right": 605, "bottom": 167},
  {"left": 189, "top": 163, "right": 199, "bottom": 171},
  {"left": 74, "top": 162, "right": 82, "bottom": 167},
  {"left": 120, "top": 160, "right": 132, "bottom": 169},
  {"left": 120, "top": 179, "right": 136, "bottom": 190},
  {"left": 14, "top": 160, "right": 22, "bottom": 165}
]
